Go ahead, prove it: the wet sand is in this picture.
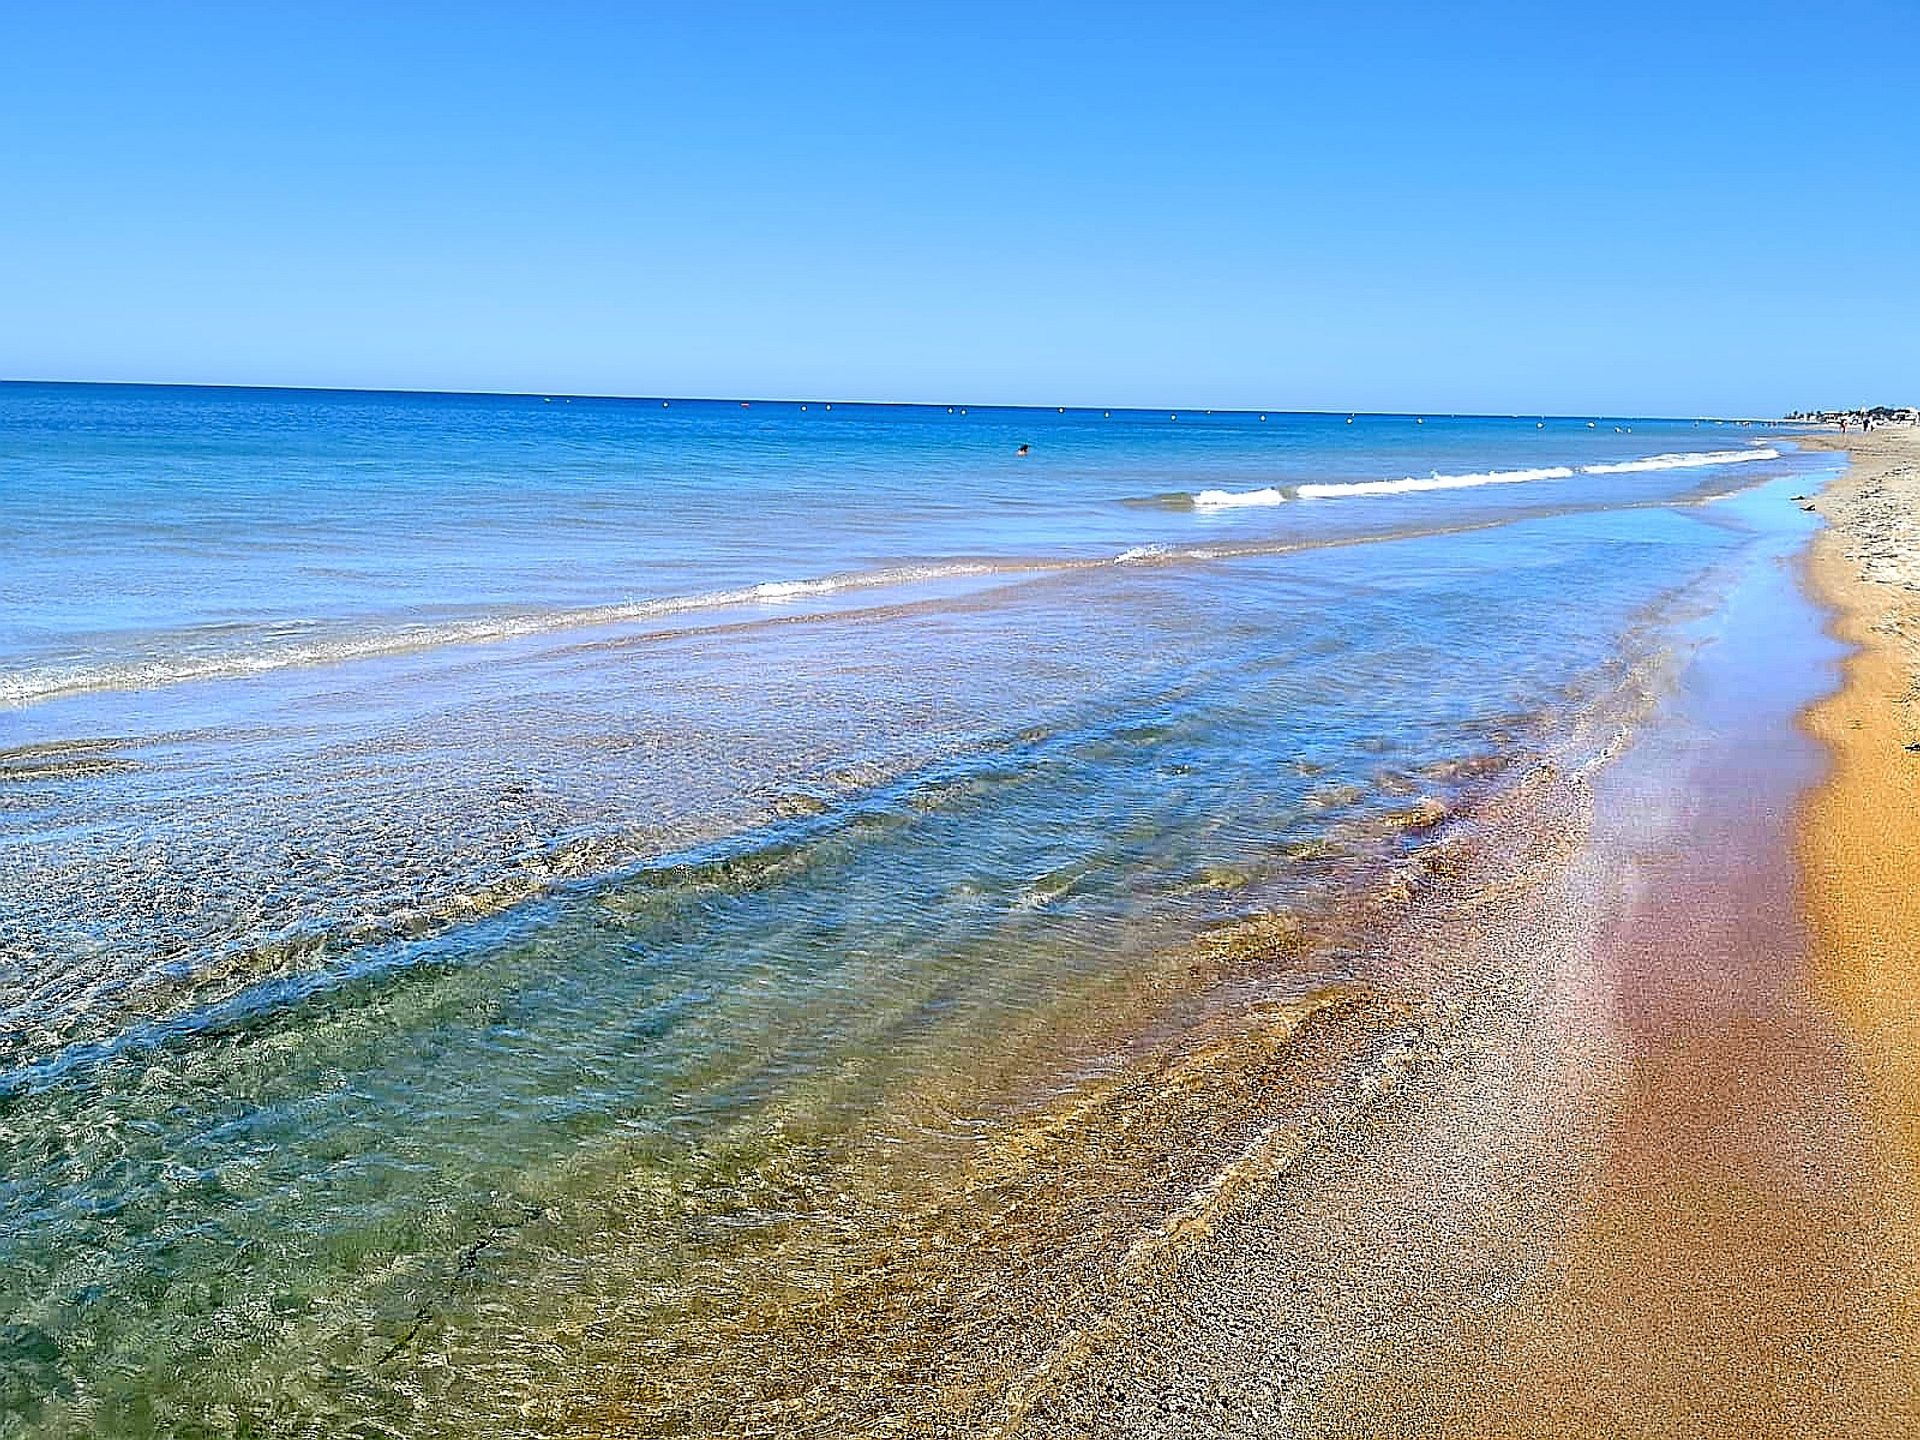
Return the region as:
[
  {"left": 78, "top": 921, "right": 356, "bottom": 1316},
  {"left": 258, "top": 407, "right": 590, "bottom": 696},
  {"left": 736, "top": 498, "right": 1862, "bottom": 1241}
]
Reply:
[
  {"left": 1335, "top": 456, "right": 1920, "bottom": 1434},
  {"left": 555, "top": 440, "right": 1920, "bottom": 1437},
  {"left": 1801, "top": 428, "right": 1920, "bottom": 1215},
  {"left": 1014, "top": 449, "right": 1920, "bottom": 1436}
]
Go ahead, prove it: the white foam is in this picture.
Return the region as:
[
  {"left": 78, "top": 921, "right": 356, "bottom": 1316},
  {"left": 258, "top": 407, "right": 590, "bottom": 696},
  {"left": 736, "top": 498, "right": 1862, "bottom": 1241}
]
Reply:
[
  {"left": 1578, "top": 447, "right": 1780, "bottom": 475},
  {"left": 1195, "top": 446, "right": 1784, "bottom": 507},
  {"left": 1297, "top": 465, "right": 1575, "bottom": 500},
  {"left": 1192, "top": 486, "right": 1286, "bottom": 509},
  {"left": 0, "top": 561, "right": 1010, "bottom": 705}
]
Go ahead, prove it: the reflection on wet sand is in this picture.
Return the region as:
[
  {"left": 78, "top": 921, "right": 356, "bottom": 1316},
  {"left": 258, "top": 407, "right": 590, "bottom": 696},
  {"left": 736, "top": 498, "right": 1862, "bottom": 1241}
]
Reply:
[{"left": 1802, "top": 431, "right": 1920, "bottom": 1215}]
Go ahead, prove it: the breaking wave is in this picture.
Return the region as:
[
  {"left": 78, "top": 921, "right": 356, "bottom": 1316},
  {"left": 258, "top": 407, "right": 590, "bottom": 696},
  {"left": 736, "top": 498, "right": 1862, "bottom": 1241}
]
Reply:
[
  {"left": 1580, "top": 447, "right": 1780, "bottom": 475},
  {"left": 3, "top": 445, "right": 1787, "bottom": 706},
  {"left": 0, "top": 563, "right": 1017, "bottom": 706},
  {"left": 1193, "top": 487, "right": 1288, "bottom": 510},
  {"left": 1298, "top": 465, "right": 1575, "bottom": 500},
  {"left": 1162, "top": 445, "right": 1783, "bottom": 508}
]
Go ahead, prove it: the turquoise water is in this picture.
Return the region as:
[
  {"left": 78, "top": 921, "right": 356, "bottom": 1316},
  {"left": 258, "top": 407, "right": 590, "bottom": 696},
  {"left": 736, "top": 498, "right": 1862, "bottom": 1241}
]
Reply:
[{"left": 0, "top": 383, "right": 1823, "bottom": 1434}]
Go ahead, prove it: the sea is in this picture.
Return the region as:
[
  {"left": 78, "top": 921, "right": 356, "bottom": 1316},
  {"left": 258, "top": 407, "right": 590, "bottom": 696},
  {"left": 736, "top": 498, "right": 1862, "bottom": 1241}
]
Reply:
[{"left": 0, "top": 382, "right": 1833, "bottom": 1435}]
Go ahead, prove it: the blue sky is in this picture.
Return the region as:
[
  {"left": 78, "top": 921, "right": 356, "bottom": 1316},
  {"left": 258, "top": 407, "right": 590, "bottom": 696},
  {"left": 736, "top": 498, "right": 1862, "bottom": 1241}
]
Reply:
[{"left": 2, "top": 2, "right": 1914, "bottom": 414}]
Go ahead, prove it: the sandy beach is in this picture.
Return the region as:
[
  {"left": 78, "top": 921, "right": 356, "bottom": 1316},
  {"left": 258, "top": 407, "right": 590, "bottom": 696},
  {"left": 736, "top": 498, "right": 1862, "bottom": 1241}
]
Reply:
[
  {"left": 1366, "top": 428, "right": 1920, "bottom": 1437},
  {"left": 6, "top": 8, "right": 1916, "bottom": 1435},
  {"left": 1000, "top": 434, "right": 1920, "bottom": 1438},
  {"left": 11, "top": 405, "right": 1910, "bottom": 1437},
  {"left": 1802, "top": 428, "right": 1920, "bottom": 1216},
  {"left": 587, "top": 438, "right": 1920, "bottom": 1438}
]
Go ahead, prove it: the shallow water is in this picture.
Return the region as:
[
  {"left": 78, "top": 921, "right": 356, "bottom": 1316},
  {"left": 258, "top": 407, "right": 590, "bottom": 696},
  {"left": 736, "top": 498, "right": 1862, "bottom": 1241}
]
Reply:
[
  {"left": 0, "top": 384, "right": 1827, "bottom": 1434},
  {"left": 1278, "top": 453, "right": 1920, "bottom": 1437}
]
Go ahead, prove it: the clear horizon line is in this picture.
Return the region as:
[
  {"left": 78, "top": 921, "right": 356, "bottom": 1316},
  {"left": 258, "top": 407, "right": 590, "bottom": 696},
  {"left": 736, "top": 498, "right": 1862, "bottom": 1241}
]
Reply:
[{"left": 0, "top": 377, "right": 1808, "bottom": 425}]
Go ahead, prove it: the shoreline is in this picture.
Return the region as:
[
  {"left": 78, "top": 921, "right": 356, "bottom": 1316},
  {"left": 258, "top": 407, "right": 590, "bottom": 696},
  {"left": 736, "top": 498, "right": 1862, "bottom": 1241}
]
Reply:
[
  {"left": 1799, "top": 427, "right": 1920, "bottom": 1220},
  {"left": 1367, "top": 450, "right": 1920, "bottom": 1436},
  {"left": 567, "top": 537, "right": 1712, "bottom": 1434},
  {"left": 562, "top": 448, "right": 1920, "bottom": 1436},
  {"left": 8, "top": 415, "right": 1902, "bottom": 1435},
  {"left": 1017, "top": 451, "right": 1920, "bottom": 1436}
]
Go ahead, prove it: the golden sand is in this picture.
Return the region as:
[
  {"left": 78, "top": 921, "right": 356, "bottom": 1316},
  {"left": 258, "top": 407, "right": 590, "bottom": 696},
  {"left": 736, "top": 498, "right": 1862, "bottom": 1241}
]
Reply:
[
  {"left": 916, "top": 433, "right": 1920, "bottom": 1438},
  {"left": 1273, "top": 431, "right": 1920, "bottom": 1437},
  {"left": 552, "top": 433, "right": 1920, "bottom": 1437},
  {"left": 1461, "top": 430, "right": 1920, "bottom": 1437},
  {"left": 1800, "top": 428, "right": 1920, "bottom": 1214}
]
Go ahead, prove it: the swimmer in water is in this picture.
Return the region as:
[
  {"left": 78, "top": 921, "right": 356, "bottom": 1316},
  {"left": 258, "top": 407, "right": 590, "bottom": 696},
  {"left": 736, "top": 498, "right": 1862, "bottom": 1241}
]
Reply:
[{"left": 1016, "top": 443, "right": 1031, "bottom": 457}]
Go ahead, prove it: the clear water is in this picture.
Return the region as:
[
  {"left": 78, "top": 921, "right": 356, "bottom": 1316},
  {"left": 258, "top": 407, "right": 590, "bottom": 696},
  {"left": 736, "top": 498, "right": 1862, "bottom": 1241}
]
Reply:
[{"left": 0, "top": 383, "right": 1824, "bottom": 1434}]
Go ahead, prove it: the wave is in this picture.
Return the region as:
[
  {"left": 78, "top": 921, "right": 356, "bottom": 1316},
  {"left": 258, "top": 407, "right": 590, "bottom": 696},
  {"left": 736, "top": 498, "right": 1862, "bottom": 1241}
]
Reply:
[
  {"left": 0, "top": 562, "right": 1022, "bottom": 706},
  {"left": 1161, "top": 445, "right": 1783, "bottom": 508},
  {"left": 1, "top": 446, "right": 1787, "bottom": 706},
  {"left": 1298, "top": 465, "right": 1576, "bottom": 500},
  {"left": 1193, "top": 487, "right": 1288, "bottom": 509},
  {"left": 1579, "top": 447, "right": 1780, "bottom": 475}
]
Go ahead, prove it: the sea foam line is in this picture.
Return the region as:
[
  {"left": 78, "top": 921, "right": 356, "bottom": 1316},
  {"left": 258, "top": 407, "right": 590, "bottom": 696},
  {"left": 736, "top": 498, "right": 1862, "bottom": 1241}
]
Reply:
[
  {"left": 1580, "top": 446, "right": 1780, "bottom": 475},
  {"left": 1186, "top": 446, "right": 1782, "bottom": 507},
  {"left": 0, "top": 562, "right": 1014, "bottom": 706},
  {"left": 0, "top": 450, "right": 1784, "bottom": 705},
  {"left": 1297, "top": 465, "right": 1575, "bottom": 500},
  {"left": 1192, "top": 486, "right": 1288, "bottom": 509}
]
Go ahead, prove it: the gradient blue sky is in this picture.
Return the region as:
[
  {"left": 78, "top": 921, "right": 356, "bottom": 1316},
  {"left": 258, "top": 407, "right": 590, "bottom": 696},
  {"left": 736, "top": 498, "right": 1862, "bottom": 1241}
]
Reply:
[{"left": 3, "top": 2, "right": 1914, "bottom": 414}]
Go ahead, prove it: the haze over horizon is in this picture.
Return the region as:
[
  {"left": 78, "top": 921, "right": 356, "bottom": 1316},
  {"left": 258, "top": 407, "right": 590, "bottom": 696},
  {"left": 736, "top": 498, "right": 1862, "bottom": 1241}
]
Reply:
[{"left": 3, "top": 1, "right": 1915, "bottom": 416}]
